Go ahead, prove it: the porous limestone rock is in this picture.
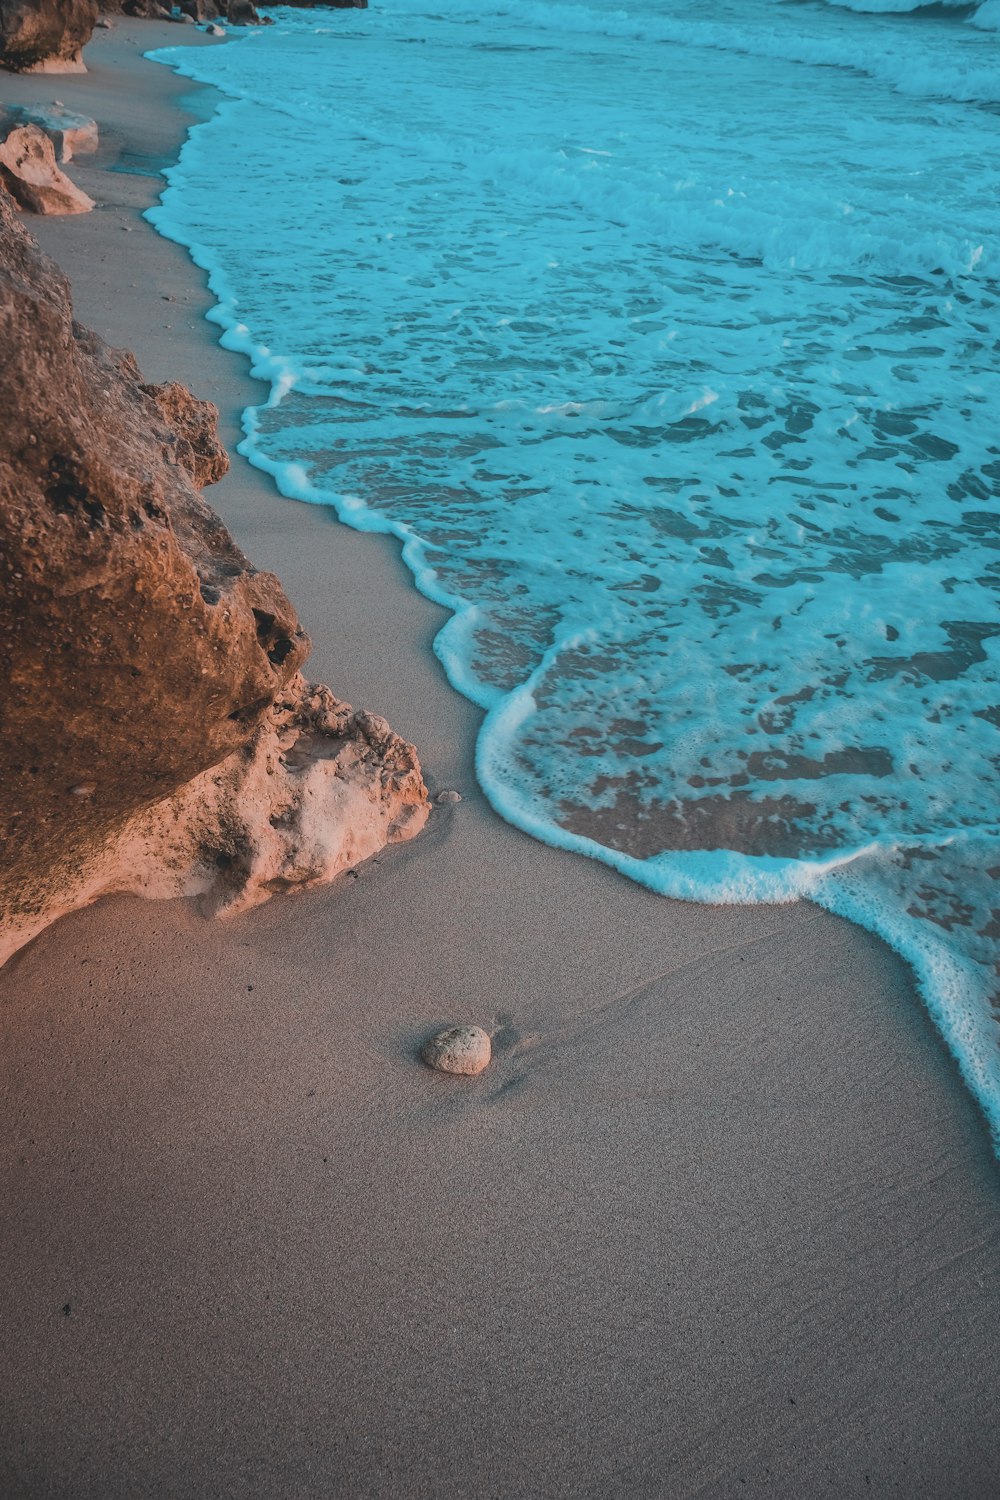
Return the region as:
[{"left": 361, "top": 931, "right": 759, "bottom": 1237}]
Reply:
[
  {"left": 0, "top": 122, "right": 93, "bottom": 212},
  {"left": 102, "top": 0, "right": 262, "bottom": 22},
  {"left": 0, "top": 183, "right": 429, "bottom": 965},
  {"left": 116, "top": 679, "right": 428, "bottom": 920},
  {"left": 0, "top": 0, "right": 97, "bottom": 71},
  {"left": 1, "top": 103, "right": 98, "bottom": 161},
  {"left": 140, "top": 377, "right": 230, "bottom": 487},
  {"left": 421, "top": 1026, "right": 492, "bottom": 1077}
]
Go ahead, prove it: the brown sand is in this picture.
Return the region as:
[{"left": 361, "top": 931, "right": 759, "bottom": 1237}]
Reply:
[{"left": 1, "top": 23, "right": 999, "bottom": 1498}]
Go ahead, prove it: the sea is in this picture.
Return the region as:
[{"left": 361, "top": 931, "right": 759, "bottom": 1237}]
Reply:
[{"left": 148, "top": 0, "right": 1000, "bottom": 1143}]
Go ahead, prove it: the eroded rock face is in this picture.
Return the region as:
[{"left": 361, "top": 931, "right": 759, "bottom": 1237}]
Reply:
[
  {"left": 0, "top": 184, "right": 429, "bottom": 965},
  {"left": 1, "top": 103, "right": 99, "bottom": 162},
  {"left": 0, "top": 0, "right": 97, "bottom": 72},
  {"left": 140, "top": 378, "right": 230, "bottom": 487},
  {"left": 0, "top": 122, "right": 94, "bottom": 213},
  {"left": 100, "top": 0, "right": 264, "bottom": 24}
]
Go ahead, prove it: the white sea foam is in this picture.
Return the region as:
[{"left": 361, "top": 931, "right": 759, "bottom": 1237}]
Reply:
[{"left": 148, "top": 0, "right": 1000, "bottom": 1147}]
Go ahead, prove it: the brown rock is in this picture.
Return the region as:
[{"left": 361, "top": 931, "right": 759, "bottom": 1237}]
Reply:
[
  {"left": 0, "top": 0, "right": 97, "bottom": 72},
  {"left": 177, "top": 0, "right": 218, "bottom": 19},
  {"left": 0, "top": 184, "right": 429, "bottom": 965},
  {"left": 119, "top": 0, "right": 169, "bottom": 15},
  {"left": 140, "top": 378, "right": 229, "bottom": 487},
  {"left": 104, "top": 0, "right": 262, "bottom": 20},
  {"left": 0, "top": 123, "right": 94, "bottom": 213},
  {"left": 421, "top": 1026, "right": 492, "bottom": 1077},
  {"left": 1, "top": 103, "right": 99, "bottom": 161},
  {"left": 220, "top": 0, "right": 259, "bottom": 22}
]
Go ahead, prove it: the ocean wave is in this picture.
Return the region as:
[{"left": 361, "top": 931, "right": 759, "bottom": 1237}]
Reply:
[
  {"left": 351, "top": 0, "right": 1000, "bottom": 104},
  {"left": 149, "top": 0, "right": 1000, "bottom": 1151}
]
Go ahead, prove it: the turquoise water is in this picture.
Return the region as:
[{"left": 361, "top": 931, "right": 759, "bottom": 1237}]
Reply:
[{"left": 148, "top": 0, "right": 1000, "bottom": 1142}]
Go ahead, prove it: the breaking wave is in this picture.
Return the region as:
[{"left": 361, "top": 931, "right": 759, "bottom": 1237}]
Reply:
[{"left": 148, "top": 0, "right": 1000, "bottom": 1145}]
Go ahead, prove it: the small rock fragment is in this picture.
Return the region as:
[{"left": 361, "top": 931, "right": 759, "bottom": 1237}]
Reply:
[
  {"left": 421, "top": 1025, "right": 491, "bottom": 1077},
  {"left": 435, "top": 788, "right": 462, "bottom": 805},
  {"left": 68, "top": 783, "right": 96, "bottom": 797}
]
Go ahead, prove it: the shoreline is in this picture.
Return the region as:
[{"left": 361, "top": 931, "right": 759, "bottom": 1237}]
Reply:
[{"left": 2, "top": 21, "right": 1000, "bottom": 1496}]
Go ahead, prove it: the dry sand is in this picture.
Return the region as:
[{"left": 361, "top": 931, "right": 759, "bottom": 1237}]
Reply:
[{"left": 1, "top": 22, "right": 999, "bottom": 1498}]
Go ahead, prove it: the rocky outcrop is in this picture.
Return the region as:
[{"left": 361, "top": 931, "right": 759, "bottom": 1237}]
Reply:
[
  {"left": 1, "top": 103, "right": 99, "bottom": 161},
  {"left": 0, "top": 183, "right": 428, "bottom": 966},
  {"left": 0, "top": 0, "right": 97, "bottom": 72},
  {"left": 0, "top": 122, "right": 94, "bottom": 212},
  {"left": 113, "top": 679, "right": 427, "bottom": 921},
  {"left": 140, "top": 378, "right": 229, "bottom": 486},
  {"left": 99, "top": 0, "right": 266, "bottom": 24},
  {"left": 101, "top": 0, "right": 365, "bottom": 20},
  {"left": 0, "top": 0, "right": 369, "bottom": 64}
]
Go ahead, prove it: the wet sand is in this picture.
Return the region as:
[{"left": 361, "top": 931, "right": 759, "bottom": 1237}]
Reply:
[{"left": 1, "top": 22, "right": 999, "bottom": 1498}]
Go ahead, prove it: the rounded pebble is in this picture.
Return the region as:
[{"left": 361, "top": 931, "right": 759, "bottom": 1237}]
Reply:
[
  {"left": 435, "top": 789, "right": 462, "bottom": 805},
  {"left": 421, "top": 1024, "right": 491, "bottom": 1076},
  {"left": 68, "top": 783, "right": 96, "bottom": 797}
]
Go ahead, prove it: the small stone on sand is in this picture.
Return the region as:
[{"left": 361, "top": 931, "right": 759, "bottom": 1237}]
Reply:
[
  {"left": 421, "top": 1025, "right": 491, "bottom": 1076},
  {"left": 435, "top": 789, "right": 462, "bottom": 805}
]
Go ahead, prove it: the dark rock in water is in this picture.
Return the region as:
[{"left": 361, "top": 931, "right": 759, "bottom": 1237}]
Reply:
[
  {"left": 176, "top": 0, "right": 224, "bottom": 21},
  {"left": 116, "top": 0, "right": 171, "bottom": 16},
  {"left": 0, "top": 0, "right": 98, "bottom": 72},
  {"left": 220, "top": 0, "right": 260, "bottom": 22},
  {"left": 0, "top": 183, "right": 429, "bottom": 963}
]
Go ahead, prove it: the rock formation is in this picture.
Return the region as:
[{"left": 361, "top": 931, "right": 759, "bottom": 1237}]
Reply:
[
  {"left": 0, "top": 122, "right": 94, "bottom": 212},
  {"left": 98, "top": 0, "right": 266, "bottom": 24},
  {"left": 0, "top": 183, "right": 428, "bottom": 966},
  {"left": 1, "top": 102, "right": 99, "bottom": 161},
  {"left": 0, "top": 0, "right": 371, "bottom": 68},
  {"left": 0, "top": 0, "right": 97, "bottom": 72}
]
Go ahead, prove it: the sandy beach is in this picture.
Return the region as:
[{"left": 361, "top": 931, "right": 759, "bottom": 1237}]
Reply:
[{"left": 2, "top": 21, "right": 1000, "bottom": 1497}]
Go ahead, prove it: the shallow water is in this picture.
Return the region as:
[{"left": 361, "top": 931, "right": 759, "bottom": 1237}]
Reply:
[{"left": 148, "top": 0, "right": 1000, "bottom": 1142}]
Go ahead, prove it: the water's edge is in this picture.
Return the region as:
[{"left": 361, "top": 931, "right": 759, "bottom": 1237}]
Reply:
[{"left": 143, "top": 42, "right": 1000, "bottom": 1155}]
